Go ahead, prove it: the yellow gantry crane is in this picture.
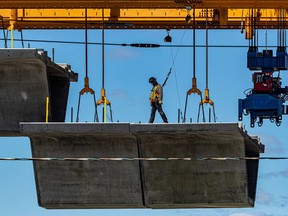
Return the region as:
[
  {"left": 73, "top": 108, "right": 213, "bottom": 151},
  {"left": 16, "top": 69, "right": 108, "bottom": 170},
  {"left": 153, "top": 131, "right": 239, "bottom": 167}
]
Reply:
[
  {"left": 0, "top": 2, "right": 287, "bottom": 47},
  {"left": 0, "top": 1, "right": 287, "bottom": 122},
  {"left": 0, "top": 0, "right": 287, "bottom": 31}
]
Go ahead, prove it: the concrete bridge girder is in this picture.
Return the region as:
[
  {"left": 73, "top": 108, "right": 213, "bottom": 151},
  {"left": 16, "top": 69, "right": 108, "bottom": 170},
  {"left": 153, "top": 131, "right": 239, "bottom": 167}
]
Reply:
[{"left": 20, "top": 122, "right": 264, "bottom": 209}]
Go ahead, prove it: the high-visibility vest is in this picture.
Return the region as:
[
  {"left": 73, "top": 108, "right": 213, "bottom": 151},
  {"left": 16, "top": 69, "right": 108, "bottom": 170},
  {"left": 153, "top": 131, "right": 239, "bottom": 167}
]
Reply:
[{"left": 150, "top": 85, "right": 159, "bottom": 102}]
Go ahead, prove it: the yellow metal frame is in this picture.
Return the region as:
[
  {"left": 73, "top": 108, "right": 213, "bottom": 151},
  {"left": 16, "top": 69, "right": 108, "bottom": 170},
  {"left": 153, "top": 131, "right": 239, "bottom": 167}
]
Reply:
[
  {"left": 0, "top": 8, "right": 286, "bottom": 30},
  {"left": 0, "top": 0, "right": 287, "bottom": 9}
]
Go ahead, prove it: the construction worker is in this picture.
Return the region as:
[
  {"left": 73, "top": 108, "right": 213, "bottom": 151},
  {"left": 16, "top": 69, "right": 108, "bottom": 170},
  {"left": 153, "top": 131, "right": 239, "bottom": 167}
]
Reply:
[{"left": 148, "top": 77, "right": 168, "bottom": 123}]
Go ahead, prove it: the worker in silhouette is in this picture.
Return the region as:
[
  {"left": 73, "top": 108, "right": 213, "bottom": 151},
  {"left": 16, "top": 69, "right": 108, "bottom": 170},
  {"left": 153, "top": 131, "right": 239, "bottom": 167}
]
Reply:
[{"left": 148, "top": 77, "right": 168, "bottom": 123}]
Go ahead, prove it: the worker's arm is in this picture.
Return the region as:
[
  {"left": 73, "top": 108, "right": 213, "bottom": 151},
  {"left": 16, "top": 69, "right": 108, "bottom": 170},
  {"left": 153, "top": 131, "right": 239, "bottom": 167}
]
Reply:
[{"left": 156, "top": 84, "right": 163, "bottom": 103}]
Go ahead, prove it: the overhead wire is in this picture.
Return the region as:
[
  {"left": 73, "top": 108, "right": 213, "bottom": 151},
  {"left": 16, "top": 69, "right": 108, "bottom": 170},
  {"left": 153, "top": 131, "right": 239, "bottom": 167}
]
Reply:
[
  {"left": 0, "top": 156, "right": 286, "bottom": 161},
  {"left": 0, "top": 37, "right": 283, "bottom": 48}
]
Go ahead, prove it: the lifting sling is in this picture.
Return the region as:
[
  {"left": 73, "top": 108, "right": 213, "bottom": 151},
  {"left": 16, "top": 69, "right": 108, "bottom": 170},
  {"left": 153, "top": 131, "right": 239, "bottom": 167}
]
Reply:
[
  {"left": 76, "top": 8, "right": 99, "bottom": 122},
  {"left": 96, "top": 9, "right": 113, "bottom": 122},
  {"left": 198, "top": 9, "right": 216, "bottom": 123},
  {"left": 183, "top": 7, "right": 205, "bottom": 123}
]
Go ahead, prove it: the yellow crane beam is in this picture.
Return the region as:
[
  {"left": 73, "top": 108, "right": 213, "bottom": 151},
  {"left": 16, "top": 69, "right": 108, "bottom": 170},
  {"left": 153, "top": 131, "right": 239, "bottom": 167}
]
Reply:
[
  {"left": 0, "top": 8, "right": 286, "bottom": 30},
  {"left": 0, "top": 9, "right": 286, "bottom": 30},
  {"left": 0, "top": 1, "right": 288, "bottom": 9}
]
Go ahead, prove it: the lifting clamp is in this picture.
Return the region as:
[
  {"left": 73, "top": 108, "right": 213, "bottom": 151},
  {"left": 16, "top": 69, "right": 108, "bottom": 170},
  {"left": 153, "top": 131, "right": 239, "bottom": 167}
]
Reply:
[
  {"left": 183, "top": 77, "right": 205, "bottom": 122},
  {"left": 183, "top": 7, "right": 205, "bottom": 123},
  {"left": 96, "top": 88, "right": 113, "bottom": 123},
  {"left": 96, "top": 9, "right": 113, "bottom": 123},
  {"left": 187, "top": 78, "right": 201, "bottom": 96},
  {"left": 76, "top": 77, "right": 99, "bottom": 122},
  {"left": 199, "top": 88, "right": 216, "bottom": 122},
  {"left": 197, "top": 8, "right": 216, "bottom": 123},
  {"left": 76, "top": 8, "right": 99, "bottom": 122}
]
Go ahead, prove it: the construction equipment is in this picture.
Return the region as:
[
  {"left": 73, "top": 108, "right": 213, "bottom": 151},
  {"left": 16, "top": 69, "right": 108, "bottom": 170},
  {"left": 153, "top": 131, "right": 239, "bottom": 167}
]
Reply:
[
  {"left": 238, "top": 9, "right": 288, "bottom": 127},
  {"left": 96, "top": 9, "right": 113, "bottom": 122},
  {"left": 238, "top": 47, "right": 288, "bottom": 127},
  {"left": 198, "top": 9, "right": 216, "bottom": 123},
  {"left": 76, "top": 9, "right": 99, "bottom": 122},
  {"left": 183, "top": 7, "right": 205, "bottom": 123}
]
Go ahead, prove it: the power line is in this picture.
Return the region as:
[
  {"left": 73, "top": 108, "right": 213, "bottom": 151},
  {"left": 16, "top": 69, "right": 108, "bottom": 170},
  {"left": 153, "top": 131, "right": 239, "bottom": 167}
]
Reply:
[
  {"left": 0, "top": 38, "right": 282, "bottom": 48},
  {"left": 0, "top": 157, "right": 287, "bottom": 161}
]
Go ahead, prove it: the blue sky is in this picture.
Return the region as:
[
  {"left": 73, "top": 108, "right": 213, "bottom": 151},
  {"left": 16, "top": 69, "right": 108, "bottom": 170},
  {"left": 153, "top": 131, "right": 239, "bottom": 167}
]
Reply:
[{"left": 0, "top": 28, "right": 288, "bottom": 216}]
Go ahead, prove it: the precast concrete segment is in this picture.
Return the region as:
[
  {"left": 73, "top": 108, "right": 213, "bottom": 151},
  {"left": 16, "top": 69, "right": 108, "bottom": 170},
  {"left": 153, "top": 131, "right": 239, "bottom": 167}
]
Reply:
[
  {"left": 132, "top": 123, "right": 263, "bottom": 208},
  {"left": 24, "top": 123, "right": 144, "bottom": 209},
  {"left": 20, "top": 122, "right": 264, "bottom": 209},
  {"left": 0, "top": 49, "right": 77, "bottom": 134},
  {"left": 133, "top": 124, "right": 250, "bottom": 208}
]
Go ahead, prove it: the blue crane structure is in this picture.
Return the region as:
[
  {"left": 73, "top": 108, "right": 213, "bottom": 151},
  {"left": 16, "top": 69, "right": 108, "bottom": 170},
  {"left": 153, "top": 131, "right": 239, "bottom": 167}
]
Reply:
[
  {"left": 238, "top": 46, "right": 288, "bottom": 127},
  {"left": 238, "top": 9, "right": 288, "bottom": 127}
]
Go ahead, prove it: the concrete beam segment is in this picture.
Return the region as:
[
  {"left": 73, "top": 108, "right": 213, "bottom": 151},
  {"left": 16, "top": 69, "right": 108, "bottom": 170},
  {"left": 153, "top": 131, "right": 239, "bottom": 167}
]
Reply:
[
  {"left": 20, "top": 122, "right": 264, "bottom": 209},
  {"left": 0, "top": 49, "right": 77, "bottom": 134},
  {"left": 23, "top": 123, "right": 143, "bottom": 209}
]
